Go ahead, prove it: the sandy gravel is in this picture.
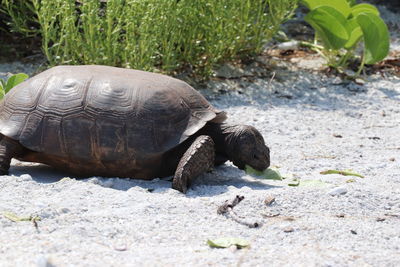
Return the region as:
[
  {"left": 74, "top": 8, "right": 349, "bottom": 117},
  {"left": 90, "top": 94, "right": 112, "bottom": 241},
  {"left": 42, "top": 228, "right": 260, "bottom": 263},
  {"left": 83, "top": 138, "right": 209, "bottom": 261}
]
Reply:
[
  {"left": 1, "top": 5, "right": 400, "bottom": 267},
  {"left": 0, "top": 64, "right": 399, "bottom": 266}
]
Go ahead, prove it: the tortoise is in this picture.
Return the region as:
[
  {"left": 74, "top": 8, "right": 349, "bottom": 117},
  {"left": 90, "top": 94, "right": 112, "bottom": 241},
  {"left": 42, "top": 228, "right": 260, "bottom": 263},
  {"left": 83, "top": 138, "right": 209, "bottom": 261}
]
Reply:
[{"left": 0, "top": 65, "right": 270, "bottom": 193}]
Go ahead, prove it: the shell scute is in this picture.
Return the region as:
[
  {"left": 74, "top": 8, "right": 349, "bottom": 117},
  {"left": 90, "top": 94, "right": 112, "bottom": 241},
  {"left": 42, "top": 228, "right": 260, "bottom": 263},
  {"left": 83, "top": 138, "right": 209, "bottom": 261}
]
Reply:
[{"left": 0, "top": 65, "right": 227, "bottom": 162}]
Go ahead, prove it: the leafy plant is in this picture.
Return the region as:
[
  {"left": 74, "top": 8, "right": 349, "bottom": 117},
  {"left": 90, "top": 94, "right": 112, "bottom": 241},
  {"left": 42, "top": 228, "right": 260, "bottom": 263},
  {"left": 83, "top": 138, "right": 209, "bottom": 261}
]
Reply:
[
  {"left": 301, "top": 0, "right": 390, "bottom": 76},
  {"left": 1, "top": 0, "right": 38, "bottom": 37},
  {"left": 1, "top": 0, "right": 298, "bottom": 78},
  {"left": 0, "top": 73, "right": 29, "bottom": 99}
]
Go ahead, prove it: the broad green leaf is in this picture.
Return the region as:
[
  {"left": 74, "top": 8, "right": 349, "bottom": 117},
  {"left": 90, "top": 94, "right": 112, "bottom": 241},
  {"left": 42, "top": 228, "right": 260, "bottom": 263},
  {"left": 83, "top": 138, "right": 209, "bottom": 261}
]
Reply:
[
  {"left": 245, "top": 166, "right": 282, "bottom": 180},
  {"left": 305, "top": 6, "right": 349, "bottom": 50},
  {"left": 207, "top": 237, "right": 250, "bottom": 248},
  {"left": 351, "top": 3, "right": 379, "bottom": 17},
  {"left": 4, "top": 73, "right": 29, "bottom": 93},
  {"left": 302, "top": 0, "right": 352, "bottom": 17},
  {"left": 347, "top": 0, "right": 356, "bottom": 6},
  {"left": 356, "top": 13, "right": 389, "bottom": 64},
  {"left": 344, "top": 18, "right": 363, "bottom": 49},
  {"left": 320, "top": 169, "right": 364, "bottom": 178}
]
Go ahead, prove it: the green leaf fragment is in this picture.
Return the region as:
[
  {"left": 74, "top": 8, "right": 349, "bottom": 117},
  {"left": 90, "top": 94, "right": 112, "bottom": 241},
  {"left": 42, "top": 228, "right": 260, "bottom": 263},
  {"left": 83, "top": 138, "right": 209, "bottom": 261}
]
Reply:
[
  {"left": 245, "top": 166, "right": 282, "bottom": 180},
  {"left": 288, "top": 179, "right": 330, "bottom": 187},
  {"left": 298, "top": 180, "right": 331, "bottom": 187},
  {"left": 288, "top": 179, "right": 300, "bottom": 187},
  {"left": 320, "top": 169, "right": 364, "bottom": 178},
  {"left": 3, "top": 211, "right": 41, "bottom": 222},
  {"left": 207, "top": 237, "right": 250, "bottom": 249},
  {"left": 356, "top": 13, "right": 390, "bottom": 64}
]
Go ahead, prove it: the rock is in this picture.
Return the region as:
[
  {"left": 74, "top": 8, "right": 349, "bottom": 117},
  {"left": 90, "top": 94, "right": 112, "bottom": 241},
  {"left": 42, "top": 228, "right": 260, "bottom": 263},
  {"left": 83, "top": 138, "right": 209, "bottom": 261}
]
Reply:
[
  {"left": 277, "top": 40, "right": 299, "bottom": 50},
  {"left": 101, "top": 179, "right": 114, "bottom": 188},
  {"left": 58, "top": 207, "right": 70, "bottom": 214},
  {"left": 19, "top": 174, "right": 32, "bottom": 181},
  {"left": 283, "top": 226, "right": 294, "bottom": 233},
  {"left": 36, "top": 254, "right": 55, "bottom": 267},
  {"left": 328, "top": 186, "right": 348, "bottom": 196},
  {"left": 264, "top": 196, "right": 276, "bottom": 206},
  {"left": 214, "top": 64, "right": 251, "bottom": 79}
]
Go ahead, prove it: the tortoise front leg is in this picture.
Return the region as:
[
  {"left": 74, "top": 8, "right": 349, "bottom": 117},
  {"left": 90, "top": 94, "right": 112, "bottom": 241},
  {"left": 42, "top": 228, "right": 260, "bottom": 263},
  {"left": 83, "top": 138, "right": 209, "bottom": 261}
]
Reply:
[
  {"left": 0, "top": 136, "right": 24, "bottom": 175},
  {"left": 172, "top": 135, "right": 215, "bottom": 193}
]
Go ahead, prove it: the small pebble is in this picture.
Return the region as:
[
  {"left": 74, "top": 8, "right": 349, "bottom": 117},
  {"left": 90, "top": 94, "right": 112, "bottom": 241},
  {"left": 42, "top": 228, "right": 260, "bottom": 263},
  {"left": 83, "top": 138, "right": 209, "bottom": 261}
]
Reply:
[
  {"left": 36, "top": 254, "right": 55, "bottom": 267},
  {"left": 114, "top": 244, "right": 128, "bottom": 251},
  {"left": 19, "top": 174, "right": 32, "bottom": 181},
  {"left": 328, "top": 186, "right": 348, "bottom": 196},
  {"left": 58, "top": 207, "right": 70, "bottom": 214},
  {"left": 102, "top": 179, "right": 114, "bottom": 188},
  {"left": 283, "top": 226, "right": 294, "bottom": 233},
  {"left": 264, "top": 196, "right": 276, "bottom": 206},
  {"left": 350, "top": 230, "right": 357, "bottom": 235},
  {"left": 277, "top": 40, "right": 299, "bottom": 50}
]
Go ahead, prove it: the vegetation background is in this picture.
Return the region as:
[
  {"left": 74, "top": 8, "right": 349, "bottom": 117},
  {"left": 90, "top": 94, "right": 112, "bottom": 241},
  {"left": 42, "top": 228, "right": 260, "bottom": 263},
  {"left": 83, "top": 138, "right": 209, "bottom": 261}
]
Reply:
[{"left": 0, "top": 0, "right": 297, "bottom": 77}]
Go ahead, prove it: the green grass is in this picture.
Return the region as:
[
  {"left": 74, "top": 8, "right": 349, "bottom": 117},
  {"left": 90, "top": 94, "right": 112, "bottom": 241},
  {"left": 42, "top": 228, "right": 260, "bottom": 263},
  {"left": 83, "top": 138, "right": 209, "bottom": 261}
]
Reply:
[{"left": 3, "top": 0, "right": 297, "bottom": 77}]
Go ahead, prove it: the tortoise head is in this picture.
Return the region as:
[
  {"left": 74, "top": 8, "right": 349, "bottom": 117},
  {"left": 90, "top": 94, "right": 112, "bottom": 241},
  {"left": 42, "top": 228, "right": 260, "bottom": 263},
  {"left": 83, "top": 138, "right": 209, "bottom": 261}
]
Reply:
[{"left": 224, "top": 125, "right": 270, "bottom": 171}]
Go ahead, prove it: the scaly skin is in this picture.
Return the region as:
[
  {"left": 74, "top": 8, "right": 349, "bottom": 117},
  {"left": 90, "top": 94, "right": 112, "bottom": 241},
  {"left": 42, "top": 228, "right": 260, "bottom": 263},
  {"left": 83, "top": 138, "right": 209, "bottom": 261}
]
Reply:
[
  {"left": 0, "top": 136, "right": 24, "bottom": 175},
  {"left": 172, "top": 135, "right": 215, "bottom": 193}
]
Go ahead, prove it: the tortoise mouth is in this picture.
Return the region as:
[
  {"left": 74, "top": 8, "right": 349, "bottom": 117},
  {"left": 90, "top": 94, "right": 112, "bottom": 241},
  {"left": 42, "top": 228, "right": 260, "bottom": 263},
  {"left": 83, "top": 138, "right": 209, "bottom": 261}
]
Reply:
[{"left": 248, "top": 157, "right": 270, "bottom": 172}]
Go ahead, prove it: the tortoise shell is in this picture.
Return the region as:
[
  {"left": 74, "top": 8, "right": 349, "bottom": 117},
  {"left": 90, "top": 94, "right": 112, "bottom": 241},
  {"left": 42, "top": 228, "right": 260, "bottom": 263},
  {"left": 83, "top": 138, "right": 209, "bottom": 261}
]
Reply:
[{"left": 0, "top": 65, "right": 226, "bottom": 177}]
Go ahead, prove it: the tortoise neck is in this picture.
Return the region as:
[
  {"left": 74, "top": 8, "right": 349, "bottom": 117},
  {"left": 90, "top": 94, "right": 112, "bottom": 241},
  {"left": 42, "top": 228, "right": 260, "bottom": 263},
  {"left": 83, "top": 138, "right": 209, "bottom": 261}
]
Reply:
[{"left": 201, "top": 123, "right": 238, "bottom": 157}]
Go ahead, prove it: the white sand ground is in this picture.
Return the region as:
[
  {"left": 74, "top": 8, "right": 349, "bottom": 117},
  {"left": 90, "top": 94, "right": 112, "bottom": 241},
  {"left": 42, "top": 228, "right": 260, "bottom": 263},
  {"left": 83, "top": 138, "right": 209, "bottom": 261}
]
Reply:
[
  {"left": 0, "top": 5, "right": 399, "bottom": 266},
  {"left": 0, "top": 64, "right": 399, "bottom": 266}
]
